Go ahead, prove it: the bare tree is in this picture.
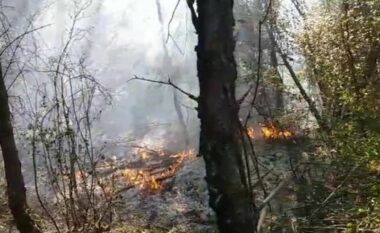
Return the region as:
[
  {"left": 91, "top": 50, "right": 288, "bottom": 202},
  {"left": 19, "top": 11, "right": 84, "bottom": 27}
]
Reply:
[
  {"left": 0, "top": 7, "right": 44, "bottom": 232},
  {"left": 0, "top": 57, "right": 41, "bottom": 233},
  {"left": 23, "top": 2, "right": 115, "bottom": 232}
]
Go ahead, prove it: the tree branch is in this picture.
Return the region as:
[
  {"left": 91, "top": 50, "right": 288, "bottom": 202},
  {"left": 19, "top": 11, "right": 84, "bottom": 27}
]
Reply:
[
  {"left": 0, "top": 24, "right": 50, "bottom": 57},
  {"left": 237, "top": 84, "right": 254, "bottom": 105},
  {"left": 129, "top": 76, "right": 198, "bottom": 101},
  {"left": 166, "top": 0, "right": 181, "bottom": 43},
  {"left": 278, "top": 47, "right": 328, "bottom": 131}
]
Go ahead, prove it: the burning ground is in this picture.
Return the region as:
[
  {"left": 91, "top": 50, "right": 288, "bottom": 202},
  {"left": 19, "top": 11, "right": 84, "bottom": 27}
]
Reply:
[
  {"left": 1, "top": 122, "right": 296, "bottom": 232},
  {"left": 99, "top": 123, "right": 304, "bottom": 232}
]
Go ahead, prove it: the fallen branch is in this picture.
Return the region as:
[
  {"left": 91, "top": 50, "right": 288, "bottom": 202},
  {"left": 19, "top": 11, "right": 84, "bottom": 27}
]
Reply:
[
  {"left": 258, "top": 173, "right": 293, "bottom": 210},
  {"left": 258, "top": 162, "right": 307, "bottom": 210}
]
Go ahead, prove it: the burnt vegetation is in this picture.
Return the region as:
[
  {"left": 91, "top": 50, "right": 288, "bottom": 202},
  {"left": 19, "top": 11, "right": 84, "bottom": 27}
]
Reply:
[{"left": 0, "top": 0, "right": 380, "bottom": 233}]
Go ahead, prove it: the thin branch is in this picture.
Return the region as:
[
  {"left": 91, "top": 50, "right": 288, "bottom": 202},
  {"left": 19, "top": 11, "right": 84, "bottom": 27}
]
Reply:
[
  {"left": 243, "top": 0, "right": 273, "bottom": 127},
  {"left": 31, "top": 127, "right": 61, "bottom": 233},
  {"left": 291, "top": 0, "right": 306, "bottom": 18},
  {"left": 129, "top": 75, "right": 198, "bottom": 101},
  {"left": 166, "top": 0, "right": 181, "bottom": 43},
  {"left": 278, "top": 47, "right": 327, "bottom": 131},
  {"left": 260, "top": 0, "right": 273, "bottom": 24},
  {"left": 169, "top": 34, "right": 184, "bottom": 55},
  {"left": 0, "top": 27, "right": 10, "bottom": 38},
  {"left": 237, "top": 83, "right": 254, "bottom": 104},
  {"left": 251, "top": 168, "right": 275, "bottom": 189},
  {"left": 0, "top": 24, "right": 50, "bottom": 56}
]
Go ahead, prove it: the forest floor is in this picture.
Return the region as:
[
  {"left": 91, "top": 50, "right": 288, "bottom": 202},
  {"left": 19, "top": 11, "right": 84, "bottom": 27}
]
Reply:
[
  {"left": 0, "top": 136, "right": 320, "bottom": 233},
  {"left": 0, "top": 184, "right": 13, "bottom": 233}
]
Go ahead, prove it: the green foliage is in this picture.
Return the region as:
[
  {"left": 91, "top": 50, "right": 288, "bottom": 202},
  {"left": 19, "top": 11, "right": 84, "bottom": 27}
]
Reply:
[
  {"left": 298, "top": 0, "right": 380, "bottom": 163},
  {"left": 298, "top": 1, "right": 380, "bottom": 123},
  {"left": 296, "top": 1, "right": 380, "bottom": 231},
  {"left": 343, "top": 198, "right": 380, "bottom": 232}
]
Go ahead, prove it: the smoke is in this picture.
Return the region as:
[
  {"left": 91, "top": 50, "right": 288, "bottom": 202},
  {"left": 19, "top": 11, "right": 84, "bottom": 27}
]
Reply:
[
  {"left": 3, "top": 0, "right": 199, "bottom": 151},
  {"left": 2, "top": 0, "right": 322, "bottom": 153}
]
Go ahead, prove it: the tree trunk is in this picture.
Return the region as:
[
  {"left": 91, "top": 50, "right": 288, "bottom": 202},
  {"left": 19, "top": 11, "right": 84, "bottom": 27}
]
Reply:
[
  {"left": 191, "top": 0, "right": 257, "bottom": 232},
  {"left": 173, "top": 89, "right": 190, "bottom": 148},
  {"left": 0, "top": 61, "right": 40, "bottom": 233},
  {"left": 267, "top": 24, "right": 285, "bottom": 112}
]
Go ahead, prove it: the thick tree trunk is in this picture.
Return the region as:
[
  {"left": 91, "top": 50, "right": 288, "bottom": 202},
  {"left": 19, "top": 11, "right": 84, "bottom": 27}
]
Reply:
[
  {"left": 192, "top": 0, "right": 257, "bottom": 232},
  {"left": 0, "top": 62, "right": 40, "bottom": 233}
]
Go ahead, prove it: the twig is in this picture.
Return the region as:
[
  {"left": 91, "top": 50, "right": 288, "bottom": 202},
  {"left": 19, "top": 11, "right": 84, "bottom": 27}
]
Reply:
[
  {"left": 0, "top": 24, "right": 50, "bottom": 56},
  {"left": 129, "top": 75, "right": 198, "bottom": 101},
  {"left": 166, "top": 0, "right": 181, "bottom": 43},
  {"left": 169, "top": 34, "right": 184, "bottom": 55},
  {"left": 251, "top": 168, "right": 275, "bottom": 189},
  {"left": 291, "top": 0, "right": 306, "bottom": 18}
]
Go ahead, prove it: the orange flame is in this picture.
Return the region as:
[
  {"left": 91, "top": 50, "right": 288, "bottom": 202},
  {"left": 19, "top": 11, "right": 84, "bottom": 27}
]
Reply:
[
  {"left": 121, "top": 149, "right": 195, "bottom": 191},
  {"left": 260, "top": 123, "right": 293, "bottom": 139},
  {"left": 247, "top": 127, "right": 255, "bottom": 139},
  {"left": 135, "top": 147, "right": 165, "bottom": 160}
]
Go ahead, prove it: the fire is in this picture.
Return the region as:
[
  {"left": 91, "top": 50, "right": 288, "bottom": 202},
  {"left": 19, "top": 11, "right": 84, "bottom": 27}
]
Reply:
[
  {"left": 134, "top": 147, "right": 165, "bottom": 160},
  {"left": 139, "top": 148, "right": 149, "bottom": 160},
  {"left": 246, "top": 127, "right": 255, "bottom": 139},
  {"left": 120, "top": 168, "right": 162, "bottom": 190},
  {"left": 260, "top": 123, "right": 293, "bottom": 139},
  {"left": 120, "top": 149, "right": 195, "bottom": 191},
  {"left": 246, "top": 123, "right": 293, "bottom": 140}
]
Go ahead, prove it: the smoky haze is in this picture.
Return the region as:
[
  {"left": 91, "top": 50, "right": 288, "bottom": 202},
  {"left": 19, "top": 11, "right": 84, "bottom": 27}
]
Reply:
[
  {"left": 3, "top": 0, "right": 200, "bottom": 152},
  {"left": 2, "top": 0, "right": 319, "bottom": 159}
]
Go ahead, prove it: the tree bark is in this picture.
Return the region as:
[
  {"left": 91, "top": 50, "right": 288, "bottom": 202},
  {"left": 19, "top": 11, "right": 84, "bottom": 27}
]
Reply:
[
  {"left": 190, "top": 0, "right": 257, "bottom": 232},
  {"left": 267, "top": 24, "right": 285, "bottom": 112},
  {"left": 173, "top": 89, "right": 190, "bottom": 147},
  {"left": 0, "top": 61, "right": 40, "bottom": 233}
]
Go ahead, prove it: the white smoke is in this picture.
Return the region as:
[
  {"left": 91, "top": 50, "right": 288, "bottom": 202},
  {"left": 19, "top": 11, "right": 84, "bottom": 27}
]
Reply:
[{"left": 3, "top": 0, "right": 199, "bottom": 150}]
